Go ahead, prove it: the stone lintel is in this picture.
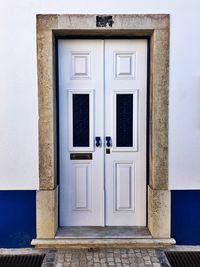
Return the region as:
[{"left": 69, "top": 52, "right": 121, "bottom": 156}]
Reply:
[{"left": 37, "top": 14, "right": 169, "bottom": 31}]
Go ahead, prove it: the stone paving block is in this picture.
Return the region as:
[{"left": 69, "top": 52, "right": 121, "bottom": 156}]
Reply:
[
  {"left": 144, "top": 261, "right": 152, "bottom": 265},
  {"left": 40, "top": 248, "right": 172, "bottom": 266},
  {"left": 151, "top": 257, "right": 159, "bottom": 263},
  {"left": 43, "top": 264, "right": 54, "bottom": 267}
]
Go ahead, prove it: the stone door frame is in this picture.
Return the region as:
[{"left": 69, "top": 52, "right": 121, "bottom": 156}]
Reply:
[{"left": 36, "top": 14, "right": 170, "bottom": 239}]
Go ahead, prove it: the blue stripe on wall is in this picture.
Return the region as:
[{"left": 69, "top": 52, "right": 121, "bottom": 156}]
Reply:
[
  {"left": 0, "top": 191, "right": 36, "bottom": 248},
  {"left": 171, "top": 190, "right": 200, "bottom": 245},
  {"left": 0, "top": 190, "right": 200, "bottom": 247}
]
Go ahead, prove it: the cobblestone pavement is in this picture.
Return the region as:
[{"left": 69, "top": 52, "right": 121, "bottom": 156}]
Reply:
[{"left": 42, "top": 249, "right": 170, "bottom": 267}]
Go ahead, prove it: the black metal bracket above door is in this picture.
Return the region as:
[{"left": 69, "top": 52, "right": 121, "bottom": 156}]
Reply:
[{"left": 96, "top": 16, "right": 114, "bottom": 27}]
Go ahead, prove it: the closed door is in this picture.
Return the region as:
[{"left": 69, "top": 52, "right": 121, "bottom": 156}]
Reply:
[{"left": 58, "top": 39, "right": 147, "bottom": 226}]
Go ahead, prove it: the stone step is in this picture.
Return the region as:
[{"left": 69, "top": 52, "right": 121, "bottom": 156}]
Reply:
[
  {"left": 56, "top": 226, "right": 152, "bottom": 239},
  {"left": 31, "top": 238, "right": 176, "bottom": 249}
]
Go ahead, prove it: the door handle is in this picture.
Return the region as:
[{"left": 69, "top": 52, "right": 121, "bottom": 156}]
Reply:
[
  {"left": 95, "top": 137, "right": 101, "bottom": 147},
  {"left": 106, "top": 136, "right": 111, "bottom": 147}
]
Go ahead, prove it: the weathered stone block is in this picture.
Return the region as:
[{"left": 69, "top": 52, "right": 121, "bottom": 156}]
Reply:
[
  {"left": 148, "top": 186, "right": 170, "bottom": 238},
  {"left": 36, "top": 187, "right": 58, "bottom": 238},
  {"left": 39, "top": 144, "right": 56, "bottom": 189}
]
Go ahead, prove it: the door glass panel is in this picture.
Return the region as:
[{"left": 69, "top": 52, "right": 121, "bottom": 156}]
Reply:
[
  {"left": 116, "top": 94, "right": 133, "bottom": 147},
  {"left": 73, "top": 94, "right": 89, "bottom": 147}
]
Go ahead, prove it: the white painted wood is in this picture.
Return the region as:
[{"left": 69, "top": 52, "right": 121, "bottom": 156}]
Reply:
[
  {"left": 71, "top": 52, "right": 91, "bottom": 79},
  {"left": 59, "top": 40, "right": 104, "bottom": 226},
  {"left": 115, "top": 162, "right": 135, "bottom": 211},
  {"left": 105, "top": 40, "right": 147, "bottom": 226},
  {"left": 72, "top": 163, "right": 92, "bottom": 211},
  {"left": 59, "top": 39, "right": 147, "bottom": 226},
  {"left": 114, "top": 52, "right": 136, "bottom": 79}
]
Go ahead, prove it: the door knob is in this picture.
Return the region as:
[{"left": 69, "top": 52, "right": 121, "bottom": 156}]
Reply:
[
  {"left": 106, "top": 136, "right": 111, "bottom": 147},
  {"left": 95, "top": 137, "right": 101, "bottom": 147}
]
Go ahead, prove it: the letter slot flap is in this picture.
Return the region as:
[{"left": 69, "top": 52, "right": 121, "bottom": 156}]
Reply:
[{"left": 70, "top": 153, "right": 92, "bottom": 160}]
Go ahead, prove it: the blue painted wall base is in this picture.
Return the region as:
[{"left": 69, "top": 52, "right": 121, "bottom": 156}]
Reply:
[
  {"left": 171, "top": 190, "right": 200, "bottom": 245},
  {"left": 0, "top": 190, "right": 200, "bottom": 247},
  {"left": 0, "top": 191, "right": 36, "bottom": 248}
]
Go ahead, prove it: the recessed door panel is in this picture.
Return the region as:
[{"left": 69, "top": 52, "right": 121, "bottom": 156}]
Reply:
[
  {"left": 72, "top": 163, "right": 91, "bottom": 211},
  {"left": 114, "top": 162, "right": 135, "bottom": 212}
]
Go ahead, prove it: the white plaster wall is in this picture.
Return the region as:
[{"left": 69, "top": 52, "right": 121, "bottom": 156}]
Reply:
[{"left": 0, "top": 0, "right": 200, "bottom": 190}]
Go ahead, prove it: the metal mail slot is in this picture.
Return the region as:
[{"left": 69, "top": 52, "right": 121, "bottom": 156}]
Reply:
[{"left": 70, "top": 153, "right": 92, "bottom": 160}]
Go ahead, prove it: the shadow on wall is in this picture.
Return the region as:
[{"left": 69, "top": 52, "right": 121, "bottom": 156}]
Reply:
[
  {"left": 0, "top": 191, "right": 36, "bottom": 248},
  {"left": 171, "top": 190, "right": 200, "bottom": 245}
]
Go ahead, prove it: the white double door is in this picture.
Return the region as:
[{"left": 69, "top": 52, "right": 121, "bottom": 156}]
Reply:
[{"left": 59, "top": 39, "right": 147, "bottom": 226}]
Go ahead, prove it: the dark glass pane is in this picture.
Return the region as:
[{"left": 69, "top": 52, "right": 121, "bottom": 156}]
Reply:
[
  {"left": 116, "top": 94, "right": 133, "bottom": 147},
  {"left": 73, "top": 94, "right": 89, "bottom": 147}
]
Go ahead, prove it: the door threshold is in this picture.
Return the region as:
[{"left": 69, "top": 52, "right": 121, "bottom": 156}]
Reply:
[
  {"left": 31, "top": 227, "right": 176, "bottom": 248},
  {"left": 31, "top": 237, "right": 176, "bottom": 249},
  {"left": 55, "top": 226, "right": 152, "bottom": 239}
]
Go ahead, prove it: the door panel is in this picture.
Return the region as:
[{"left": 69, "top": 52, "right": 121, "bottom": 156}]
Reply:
[
  {"left": 114, "top": 162, "right": 135, "bottom": 212},
  {"left": 105, "top": 40, "right": 147, "bottom": 226},
  {"left": 59, "top": 39, "right": 147, "bottom": 226},
  {"left": 72, "top": 163, "right": 92, "bottom": 211}
]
